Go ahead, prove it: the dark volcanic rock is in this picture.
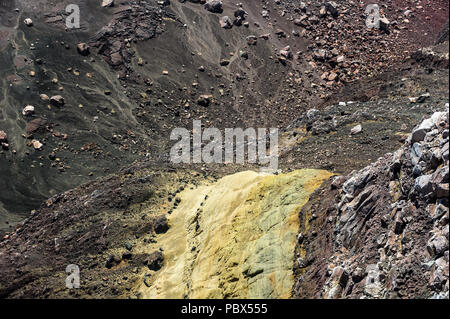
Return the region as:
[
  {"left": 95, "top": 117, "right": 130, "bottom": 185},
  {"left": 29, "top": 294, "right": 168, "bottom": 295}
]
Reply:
[
  {"left": 154, "top": 215, "right": 169, "bottom": 234},
  {"left": 26, "top": 118, "right": 47, "bottom": 135},
  {"left": 145, "top": 251, "right": 164, "bottom": 271},
  {"left": 0, "top": 131, "right": 7, "bottom": 143},
  {"left": 50, "top": 95, "right": 65, "bottom": 107}
]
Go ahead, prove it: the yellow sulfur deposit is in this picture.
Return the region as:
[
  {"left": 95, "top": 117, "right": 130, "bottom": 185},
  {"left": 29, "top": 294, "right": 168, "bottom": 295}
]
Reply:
[{"left": 139, "top": 169, "right": 332, "bottom": 299}]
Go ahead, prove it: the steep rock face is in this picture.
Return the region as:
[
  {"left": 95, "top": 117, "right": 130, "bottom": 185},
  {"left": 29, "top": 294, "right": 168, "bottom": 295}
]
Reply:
[
  {"left": 139, "top": 169, "right": 332, "bottom": 299},
  {"left": 293, "top": 105, "right": 449, "bottom": 299}
]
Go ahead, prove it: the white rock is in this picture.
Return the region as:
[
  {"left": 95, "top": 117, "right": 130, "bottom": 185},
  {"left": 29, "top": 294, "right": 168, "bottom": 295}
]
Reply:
[
  {"left": 24, "top": 18, "right": 33, "bottom": 26},
  {"left": 22, "top": 105, "right": 35, "bottom": 116},
  {"left": 219, "top": 16, "right": 232, "bottom": 29},
  {"left": 101, "top": 0, "right": 114, "bottom": 7}
]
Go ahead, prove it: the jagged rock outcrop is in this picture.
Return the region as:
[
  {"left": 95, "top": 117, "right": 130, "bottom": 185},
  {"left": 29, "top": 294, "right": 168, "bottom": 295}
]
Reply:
[{"left": 294, "top": 105, "right": 449, "bottom": 299}]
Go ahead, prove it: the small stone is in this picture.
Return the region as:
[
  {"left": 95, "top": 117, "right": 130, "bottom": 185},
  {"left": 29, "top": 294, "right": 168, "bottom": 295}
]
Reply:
[
  {"left": 414, "top": 174, "right": 433, "bottom": 196},
  {"left": 50, "top": 95, "right": 65, "bottom": 107},
  {"left": 22, "top": 105, "right": 35, "bottom": 116},
  {"left": 154, "top": 215, "right": 169, "bottom": 234},
  {"left": 219, "top": 16, "right": 232, "bottom": 29},
  {"left": 246, "top": 35, "right": 257, "bottom": 45},
  {"left": 234, "top": 8, "right": 246, "bottom": 18},
  {"left": 435, "top": 183, "right": 449, "bottom": 198},
  {"left": 101, "top": 0, "right": 114, "bottom": 7},
  {"left": 24, "top": 18, "right": 33, "bottom": 26},
  {"left": 32, "top": 140, "right": 43, "bottom": 150},
  {"left": 76, "top": 43, "right": 90, "bottom": 56},
  {"left": 105, "top": 255, "right": 117, "bottom": 269},
  {"left": 239, "top": 50, "right": 248, "bottom": 59},
  {"left": 204, "top": 0, "right": 223, "bottom": 13},
  {"left": 197, "top": 94, "right": 213, "bottom": 107},
  {"left": 145, "top": 251, "right": 164, "bottom": 271},
  {"left": 0, "top": 131, "right": 7, "bottom": 143},
  {"left": 379, "top": 17, "right": 390, "bottom": 32},
  {"left": 351, "top": 124, "right": 362, "bottom": 135}
]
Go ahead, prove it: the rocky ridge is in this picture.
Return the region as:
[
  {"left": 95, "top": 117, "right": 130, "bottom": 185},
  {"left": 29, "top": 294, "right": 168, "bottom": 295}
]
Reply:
[{"left": 294, "top": 105, "right": 449, "bottom": 299}]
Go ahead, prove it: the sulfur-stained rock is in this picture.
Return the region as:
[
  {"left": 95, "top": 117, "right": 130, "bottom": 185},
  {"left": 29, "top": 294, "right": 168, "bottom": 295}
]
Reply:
[{"left": 50, "top": 95, "right": 65, "bottom": 107}]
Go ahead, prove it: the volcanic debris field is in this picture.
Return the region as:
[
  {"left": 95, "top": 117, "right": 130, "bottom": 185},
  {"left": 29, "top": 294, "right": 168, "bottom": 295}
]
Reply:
[{"left": 0, "top": 0, "right": 449, "bottom": 299}]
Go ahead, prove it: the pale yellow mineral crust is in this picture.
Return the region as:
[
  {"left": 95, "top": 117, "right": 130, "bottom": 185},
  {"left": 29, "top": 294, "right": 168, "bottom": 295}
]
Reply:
[{"left": 140, "top": 169, "right": 332, "bottom": 299}]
